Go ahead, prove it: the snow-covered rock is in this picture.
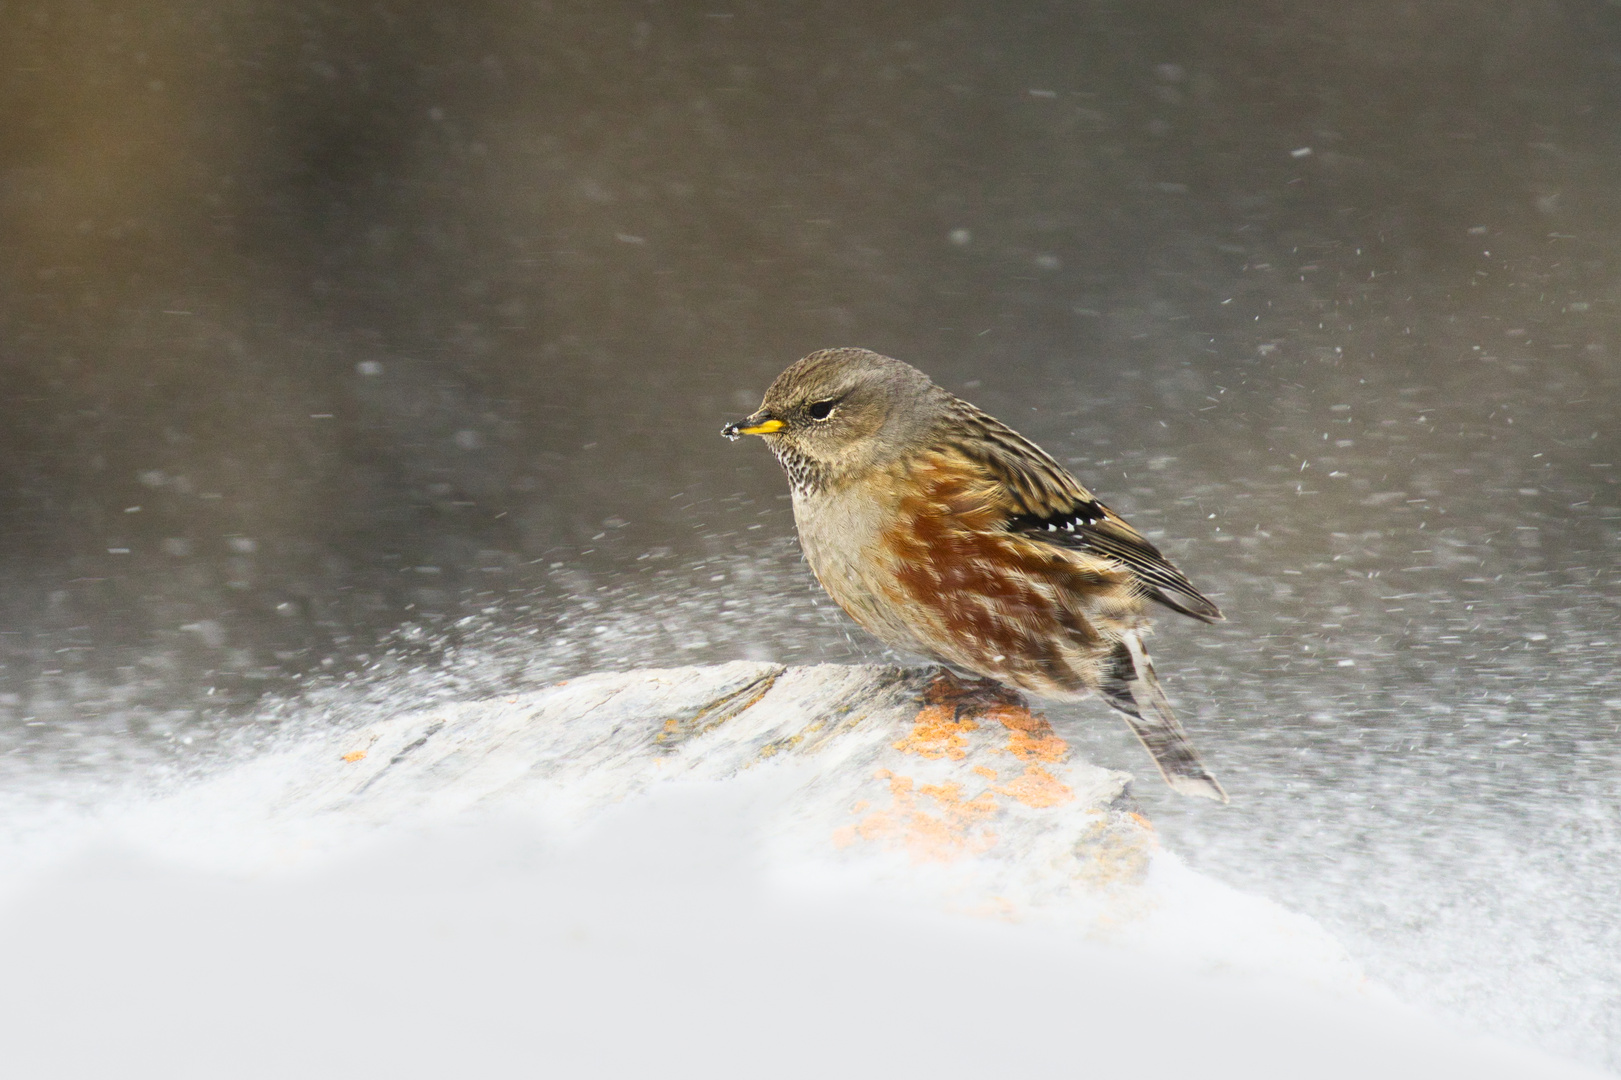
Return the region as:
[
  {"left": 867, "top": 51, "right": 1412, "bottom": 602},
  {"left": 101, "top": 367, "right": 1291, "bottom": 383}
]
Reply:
[
  {"left": 0, "top": 663, "right": 1605, "bottom": 1078},
  {"left": 197, "top": 661, "right": 1351, "bottom": 981}
]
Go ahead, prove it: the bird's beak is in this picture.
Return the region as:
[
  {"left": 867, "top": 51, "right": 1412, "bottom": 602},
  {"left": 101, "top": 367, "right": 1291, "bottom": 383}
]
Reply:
[{"left": 721, "top": 410, "right": 786, "bottom": 441}]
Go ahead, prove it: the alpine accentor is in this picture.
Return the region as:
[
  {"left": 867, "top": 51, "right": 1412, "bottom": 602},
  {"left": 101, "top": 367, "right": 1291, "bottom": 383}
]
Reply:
[{"left": 723, "top": 347, "right": 1227, "bottom": 802}]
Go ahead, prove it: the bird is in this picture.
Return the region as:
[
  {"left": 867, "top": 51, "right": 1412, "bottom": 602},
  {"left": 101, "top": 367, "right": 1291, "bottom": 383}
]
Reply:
[{"left": 722, "top": 347, "right": 1228, "bottom": 802}]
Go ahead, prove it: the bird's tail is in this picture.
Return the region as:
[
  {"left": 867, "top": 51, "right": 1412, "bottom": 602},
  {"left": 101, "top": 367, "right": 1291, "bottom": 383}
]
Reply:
[{"left": 1098, "top": 632, "right": 1228, "bottom": 803}]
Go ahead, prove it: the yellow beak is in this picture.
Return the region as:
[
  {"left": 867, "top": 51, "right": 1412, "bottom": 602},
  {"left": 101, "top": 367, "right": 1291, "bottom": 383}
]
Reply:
[{"left": 721, "top": 412, "right": 786, "bottom": 439}]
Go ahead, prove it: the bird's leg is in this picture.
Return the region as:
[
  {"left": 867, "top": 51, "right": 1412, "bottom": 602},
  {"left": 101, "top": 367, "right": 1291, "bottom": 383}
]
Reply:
[{"left": 922, "top": 666, "right": 1028, "bottom": 723}]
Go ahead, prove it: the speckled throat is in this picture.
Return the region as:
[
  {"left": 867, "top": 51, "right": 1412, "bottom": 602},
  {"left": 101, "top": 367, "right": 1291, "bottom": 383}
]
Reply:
[{"left": 768, "top": 441, "right": 831, "bottom": 497}]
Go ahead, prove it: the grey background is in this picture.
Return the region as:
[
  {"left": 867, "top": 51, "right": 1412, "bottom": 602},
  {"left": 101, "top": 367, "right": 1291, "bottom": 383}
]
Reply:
[{"left": 2, "top": 1, "right": 1619, "bottom": 1068}]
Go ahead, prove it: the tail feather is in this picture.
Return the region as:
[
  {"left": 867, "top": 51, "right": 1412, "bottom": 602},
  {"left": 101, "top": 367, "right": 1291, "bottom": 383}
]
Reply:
[{"left": 1098, "top": 633, "right": 1228, "bottom": 803}]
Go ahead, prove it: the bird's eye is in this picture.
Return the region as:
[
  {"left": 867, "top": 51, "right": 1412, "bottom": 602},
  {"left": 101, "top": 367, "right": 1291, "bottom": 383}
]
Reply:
[{"left": 808, "top": 399, "right": 837, "bottom": 421}]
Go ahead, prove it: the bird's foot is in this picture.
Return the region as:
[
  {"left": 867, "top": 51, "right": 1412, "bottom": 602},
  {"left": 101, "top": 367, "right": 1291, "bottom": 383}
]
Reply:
[{"left": 922, "top": 667, "right": 1028, "bottom": 723}]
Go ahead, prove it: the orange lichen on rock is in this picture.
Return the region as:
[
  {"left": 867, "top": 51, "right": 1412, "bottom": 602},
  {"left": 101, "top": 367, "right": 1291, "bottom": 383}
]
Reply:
[
  {"left": 994, "top": 765, "right": 1074, "bottom": 809},
  {"left": 1003, "top": 727, "right": 1069, "bottom": 763},
  {"left": 990, "top": 705, "right": 1070, "bottom": 763},
  {"left": 917, "top": 780, "right": 998, "bottom": 822},
  {"left": 892, "top": 704, "right": 977, "bottom": 760},
  {"left": 1073, "top": 813, "right": 1157, "bottom": 887},
  {"left": 972, "top": 765, "right": 997, "bottom": 779},
  {"left": 834, "top": 769, "right": 1000, "bottom": 862},
  {"left": 341, "top": 750, "right": 367, "bottom": 764}
]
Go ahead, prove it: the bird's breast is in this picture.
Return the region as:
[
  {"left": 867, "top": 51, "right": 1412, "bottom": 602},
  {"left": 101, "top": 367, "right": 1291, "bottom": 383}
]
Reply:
[
  {"left": 795, "top": 457, "right": 1147, "bottom": 699},
  {"left": 790, "top": 481, "right": 937, "bottom": 656}
]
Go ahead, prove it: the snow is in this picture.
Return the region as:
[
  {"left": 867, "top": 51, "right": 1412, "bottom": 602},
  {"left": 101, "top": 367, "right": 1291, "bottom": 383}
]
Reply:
[{"left": 0, "top": 664, "right": 1606, "bottom": 1079}]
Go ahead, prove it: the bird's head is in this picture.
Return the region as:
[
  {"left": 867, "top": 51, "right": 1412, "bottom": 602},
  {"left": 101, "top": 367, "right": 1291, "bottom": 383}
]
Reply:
[{"left": 722, "top": 348, "right": 949, "bottom": 493}]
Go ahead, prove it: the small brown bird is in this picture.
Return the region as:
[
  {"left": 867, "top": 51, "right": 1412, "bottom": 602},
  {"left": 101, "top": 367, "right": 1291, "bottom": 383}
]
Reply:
[{"left": 723, "top": 347, "right": 1227, "bottom": 801}]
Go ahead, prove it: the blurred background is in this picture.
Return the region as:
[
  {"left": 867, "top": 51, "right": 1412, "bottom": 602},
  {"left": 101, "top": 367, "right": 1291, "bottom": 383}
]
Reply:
[{"left": 2, "top": 0, "right": 1618, "bottom": 1069}]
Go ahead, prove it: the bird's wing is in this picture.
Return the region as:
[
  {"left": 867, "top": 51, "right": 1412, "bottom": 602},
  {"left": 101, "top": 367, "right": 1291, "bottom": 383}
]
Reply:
[{"left": 943, "top": 404, "right": 1224, "bottom": 623}]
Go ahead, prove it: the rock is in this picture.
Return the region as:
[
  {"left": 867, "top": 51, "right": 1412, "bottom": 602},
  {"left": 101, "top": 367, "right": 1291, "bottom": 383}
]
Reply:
[
  {"left": 231, "top": 662, "right": 1356, "bottom": 981},
  {"left": 0, "top": 668, "right": 1596, "bottom": 1079},
  {"left": 304, "top": 662, "right": 1153, "bottom": 884}
]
